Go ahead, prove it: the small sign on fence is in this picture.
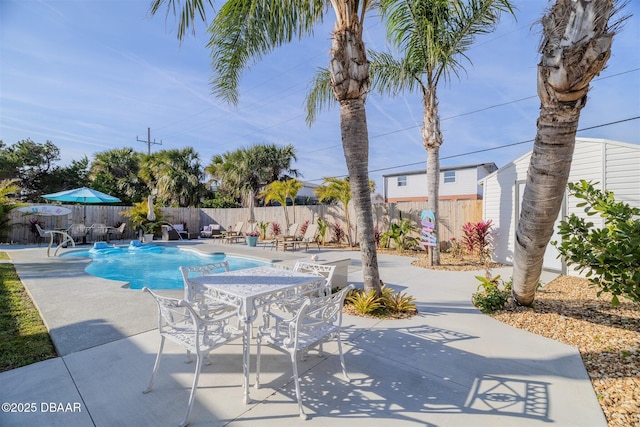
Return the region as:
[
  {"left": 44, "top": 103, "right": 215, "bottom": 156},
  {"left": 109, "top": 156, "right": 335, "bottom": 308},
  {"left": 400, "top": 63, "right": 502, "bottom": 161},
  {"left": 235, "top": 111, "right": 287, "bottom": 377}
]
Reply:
[{"left": 420, "top": 209, "right": 437, "bottom": 247}]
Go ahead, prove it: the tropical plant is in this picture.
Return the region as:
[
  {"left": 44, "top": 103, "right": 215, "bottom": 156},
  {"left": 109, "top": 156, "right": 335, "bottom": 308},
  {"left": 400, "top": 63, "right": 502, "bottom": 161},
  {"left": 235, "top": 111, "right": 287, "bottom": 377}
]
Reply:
[
  {"left": 120, "top": 201, "right": 164, "bottom": 236},
  {"left": 139, "top": 147, "right": 206, "bottom": 207},
  {"left": 512, "top": 0, "right": 627, "bottom": 306},
  {"left": 206, "top": 144, "right": 298, "bottom": 206},
  {"left": 89, "top": 147, "right": 146, "bottom": 205},
  {"left": 382, "top": 289, "right": 417, "bottom": 313},
  {"left": 363, "top": 0, "right": 515, "bottom": 266},
  {"left": 332, "top": 222, "right": 345, "bottom": 245},
  {"left": 316, "top": 218, "right": 328, "bottom": 246},
  {"left": 270, "top": 222, "right": 282, "bottom": 238},
  {"left": 256, "top": 221, "right": 270, "bottom": 240},
  {"left": 260, "top": 178, "right": 303, "bottom": 229},
  {"left": 462, "top": 220, "right": 494, "bottom": 263},
  {"left": 553, "top": 180, "right": 640, "bottom": 306},
  {"left": 346, "top": 289, "right": 384, "bottom": 316},
  {"left": 380, "top": 216, "right": 419, "bottom": 251},
  {"left": 315, "top": 177, "right": 374, "bottom": 247},
  {"left": 472, "top": 275, "right": 511, "bottom": 314},
  {"left": 150, "top": 0, "right": 383, "bottom": 296}
]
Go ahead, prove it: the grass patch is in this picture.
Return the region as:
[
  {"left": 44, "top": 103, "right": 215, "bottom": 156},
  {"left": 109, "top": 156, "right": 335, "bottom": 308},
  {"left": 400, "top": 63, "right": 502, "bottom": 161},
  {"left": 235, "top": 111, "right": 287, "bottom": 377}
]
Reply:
[{"left": 0, "top": 255, "right": 57, "bottom": 372}]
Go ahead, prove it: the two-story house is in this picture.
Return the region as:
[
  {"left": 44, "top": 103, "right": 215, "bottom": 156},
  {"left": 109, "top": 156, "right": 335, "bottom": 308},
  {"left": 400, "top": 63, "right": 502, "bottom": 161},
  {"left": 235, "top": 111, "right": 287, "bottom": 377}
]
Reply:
[{"left": 383, "top": 163, "right": 498, "bottom": 203}]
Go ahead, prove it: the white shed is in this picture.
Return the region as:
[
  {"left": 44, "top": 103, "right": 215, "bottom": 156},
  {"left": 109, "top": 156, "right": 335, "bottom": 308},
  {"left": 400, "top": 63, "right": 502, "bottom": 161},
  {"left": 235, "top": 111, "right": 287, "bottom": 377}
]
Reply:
[{"left": 479, "top": 138, "right": 640, "bottom": 274}]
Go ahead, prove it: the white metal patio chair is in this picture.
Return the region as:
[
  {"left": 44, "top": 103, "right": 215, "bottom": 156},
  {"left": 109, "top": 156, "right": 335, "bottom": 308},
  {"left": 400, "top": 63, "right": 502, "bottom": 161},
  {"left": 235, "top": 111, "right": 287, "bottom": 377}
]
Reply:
[
  {"left": 255, "top": 285, "right": 354, "bottom": 420},
  {"left": 142, "top": 287, "right": 242, "bottom": 427},
  {"left": 179, "top": 262, "right": 235, "bottom": 318},
  {"left": 35, "top": 223, "right": 75, "bottom": 257}
]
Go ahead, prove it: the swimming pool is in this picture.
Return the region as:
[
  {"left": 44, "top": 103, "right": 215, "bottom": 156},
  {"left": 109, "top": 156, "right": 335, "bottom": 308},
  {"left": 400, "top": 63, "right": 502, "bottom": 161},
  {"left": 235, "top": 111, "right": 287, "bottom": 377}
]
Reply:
[{"left": 61, "top": 243, "right": 269, "bottom": 290}]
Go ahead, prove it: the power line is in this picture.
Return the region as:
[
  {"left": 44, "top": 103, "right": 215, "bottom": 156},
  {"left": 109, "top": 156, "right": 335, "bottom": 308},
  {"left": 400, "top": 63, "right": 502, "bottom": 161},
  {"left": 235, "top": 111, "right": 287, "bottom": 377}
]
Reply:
[{"left": 304, "top": 116, "right": 640, "bottom": 182}]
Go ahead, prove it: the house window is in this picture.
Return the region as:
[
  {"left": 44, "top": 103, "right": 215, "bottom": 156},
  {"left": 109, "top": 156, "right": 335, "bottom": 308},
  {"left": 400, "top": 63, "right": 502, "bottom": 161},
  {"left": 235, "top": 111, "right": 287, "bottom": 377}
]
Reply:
[
  {"left": 397, "top": 176, "right": 407, "bottom": 187},
  {"left": 444, "top": 171, "right": 456, "bottom": 183}
]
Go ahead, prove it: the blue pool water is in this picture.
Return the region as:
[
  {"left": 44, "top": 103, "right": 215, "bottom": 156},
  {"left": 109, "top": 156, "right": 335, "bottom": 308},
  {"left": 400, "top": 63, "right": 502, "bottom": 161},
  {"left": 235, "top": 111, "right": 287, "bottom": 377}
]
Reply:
[{"left": 61, "top": 243, "right": 269, "bottom": 290}]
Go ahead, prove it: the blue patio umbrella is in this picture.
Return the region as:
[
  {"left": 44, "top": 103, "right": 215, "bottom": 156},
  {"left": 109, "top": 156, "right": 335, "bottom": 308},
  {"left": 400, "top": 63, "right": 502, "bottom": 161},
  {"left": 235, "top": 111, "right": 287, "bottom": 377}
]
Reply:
[{"left": 42, "top": 187, "right": 121, "bottom": 223}]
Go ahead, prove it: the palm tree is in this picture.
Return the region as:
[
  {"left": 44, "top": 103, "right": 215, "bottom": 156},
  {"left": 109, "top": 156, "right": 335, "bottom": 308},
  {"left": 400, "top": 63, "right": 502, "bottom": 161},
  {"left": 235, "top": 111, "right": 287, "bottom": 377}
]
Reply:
[
  {"left": 368, "top": 0, "right": 515, "bottom": 265},
  {"left": 315, "top": 177, "right": 374, "bottom": 247},
  {"left": 512, "top": 0, "right": 628, "bottom": 306},
  {"left": 260, "top": 179, "right": 302, "bottom": 229},
  {"left": 89, "top": 147, "right": 146, "bottom": 204},
  {"left": 205, "top": 144, "right": 298, "bottom": 207},
  {"left": 140, "top": 148, "right": 206, "bottom": 207},
  {"left": 150, "top": 0, "right": 383, "bottom": 295}
]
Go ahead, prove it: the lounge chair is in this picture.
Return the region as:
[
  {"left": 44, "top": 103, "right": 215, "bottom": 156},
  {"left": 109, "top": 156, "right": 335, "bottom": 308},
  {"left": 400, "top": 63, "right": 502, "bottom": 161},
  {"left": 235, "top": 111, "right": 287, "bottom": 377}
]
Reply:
[
  {"left": 35, "top": 223, "right": 75, "bottom": 257},
  {"left": 222, "top": 222, "right": 244, "bottom": 243},
  {"left": 161, "top": 224, "right": 196, "bottom": 240},
  {"left": 284, "top": 223, "right": 320, "bottom": 251}
]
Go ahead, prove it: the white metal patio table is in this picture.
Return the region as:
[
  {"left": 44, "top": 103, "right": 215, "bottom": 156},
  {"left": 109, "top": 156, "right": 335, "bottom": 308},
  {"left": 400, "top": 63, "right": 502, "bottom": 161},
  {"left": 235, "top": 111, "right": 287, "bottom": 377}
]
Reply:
[{"left": 188, "top": 266, "right": 324, "bottom": 404}]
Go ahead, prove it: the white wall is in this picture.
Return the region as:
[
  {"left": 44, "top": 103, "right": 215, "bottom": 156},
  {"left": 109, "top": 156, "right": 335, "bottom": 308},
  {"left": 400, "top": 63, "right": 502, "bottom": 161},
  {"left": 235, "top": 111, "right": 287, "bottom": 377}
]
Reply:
[{"left": 481, "top": 138, "right": 639, "bottom": 275}]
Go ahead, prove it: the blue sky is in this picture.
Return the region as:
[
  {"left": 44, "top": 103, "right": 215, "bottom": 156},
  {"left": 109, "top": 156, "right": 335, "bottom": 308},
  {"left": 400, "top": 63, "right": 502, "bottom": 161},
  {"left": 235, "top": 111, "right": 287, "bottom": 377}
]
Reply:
[{"left": 1, "top": 0, "right": 639, "bottom": 193}]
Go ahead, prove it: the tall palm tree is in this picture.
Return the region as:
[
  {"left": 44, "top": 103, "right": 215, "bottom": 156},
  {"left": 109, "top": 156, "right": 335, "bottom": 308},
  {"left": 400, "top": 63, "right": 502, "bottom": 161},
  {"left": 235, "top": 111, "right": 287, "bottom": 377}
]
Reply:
[
  {"left": 512, "top": 0, "right": 628, "bottom": 306},
  {"left": 150, "top": 0, "right": 383, "bottom": 295},
  {"left": 140, "top": 148, "right": 206, "bottom": 207},
  {"left": 205, "top": 144, "right": 298, "bottom": 206},
  {"left": 369, "top": 0, "right": 515, "bottom": 265},
  {"left": 89, "top": 147, "right": 146, "bottom": 204}
]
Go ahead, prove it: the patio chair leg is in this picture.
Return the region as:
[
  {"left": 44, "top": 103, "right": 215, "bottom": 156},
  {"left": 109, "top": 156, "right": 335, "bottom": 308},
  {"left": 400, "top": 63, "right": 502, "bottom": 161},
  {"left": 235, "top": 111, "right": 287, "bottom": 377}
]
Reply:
[
  {"left": 179, "top": 354, "right": 205, "bottom": 427},
  {"left": 143, "top": 337, "right": 165, "bottom": 394},
  {"left": 290, "top": 352, "right": 308, "bottom": 420},
  {"left": 337, "top": 335, "right": 351, "bottom": 383}
]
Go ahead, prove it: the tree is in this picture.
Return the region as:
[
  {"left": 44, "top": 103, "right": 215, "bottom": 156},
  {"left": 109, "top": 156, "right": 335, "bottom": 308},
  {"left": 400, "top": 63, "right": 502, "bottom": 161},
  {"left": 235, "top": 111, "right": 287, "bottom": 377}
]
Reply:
[
  {"left": 512, "top": 0, "right": 628, "bottom": 306},
  {"left": 369, "top": 0, "right": 515, "bottom": 265},
  {"left": 205, "top": 144, "right": 298, "bottom": 207},
  {"left": 0, "top": 179, "right": 24, "bottom": 241},
  {"left": 2, "top": 139, "right": 62, "bottom": 201},
  {"left": 260, "top": 179, "right": 303, "bottom": 229},
  {"left": 89, "top": 147, "right": 146, "bottom": 205},
  {"left": 139, "top": 147, "right": 206, "bottom": 207},
  {"left": 315, "top": 177, "right": 374, "bottom": 247},
  {"left": 207, "top": 0, "right": 381, "bottom": 294}
]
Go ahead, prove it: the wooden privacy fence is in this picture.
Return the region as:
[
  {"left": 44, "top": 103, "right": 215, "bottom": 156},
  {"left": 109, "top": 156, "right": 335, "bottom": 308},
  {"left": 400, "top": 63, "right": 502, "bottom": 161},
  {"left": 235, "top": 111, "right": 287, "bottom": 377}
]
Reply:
[{"left": 4, "top": 200, "right": 482, "bottom": 245}]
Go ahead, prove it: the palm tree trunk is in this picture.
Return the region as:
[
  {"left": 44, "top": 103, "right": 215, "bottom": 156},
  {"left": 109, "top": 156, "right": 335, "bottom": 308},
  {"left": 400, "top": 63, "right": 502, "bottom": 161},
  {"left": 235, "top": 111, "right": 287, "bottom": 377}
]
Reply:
[
  {"left": 512, "top": 0, "right": 616, "bottom": 306},
  {"left": 331, "top": 24, "right": 381, "bottom": 295},
  {"left": 423, "top": 86, "right": 442, "bottom": 265},
  {"left": 340, "top": 99, "right": 380, "bottom": 294}
]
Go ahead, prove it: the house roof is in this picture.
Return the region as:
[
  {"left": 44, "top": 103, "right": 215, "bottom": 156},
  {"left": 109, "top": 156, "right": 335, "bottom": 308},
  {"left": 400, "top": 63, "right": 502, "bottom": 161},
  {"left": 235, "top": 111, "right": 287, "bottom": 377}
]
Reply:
[{"left": 382, "top": 162, "right": 498, "bottom": 178}]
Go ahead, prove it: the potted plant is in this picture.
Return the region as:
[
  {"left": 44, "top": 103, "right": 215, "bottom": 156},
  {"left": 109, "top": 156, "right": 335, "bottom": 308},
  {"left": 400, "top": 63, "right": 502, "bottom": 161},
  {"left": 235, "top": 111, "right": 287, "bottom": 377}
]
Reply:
[
  {"left": 120, "top": 201, "right": 163, "bottom": 242},
  {"left": 245, "top": 231, "right": 260, "bottom": 247}
]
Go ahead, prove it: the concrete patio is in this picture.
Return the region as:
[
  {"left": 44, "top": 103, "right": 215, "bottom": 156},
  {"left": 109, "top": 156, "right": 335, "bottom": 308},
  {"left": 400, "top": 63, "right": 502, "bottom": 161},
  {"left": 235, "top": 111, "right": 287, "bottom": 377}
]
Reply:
[{"left": 0, "top": 240, "right": 606, "bottom": 426}]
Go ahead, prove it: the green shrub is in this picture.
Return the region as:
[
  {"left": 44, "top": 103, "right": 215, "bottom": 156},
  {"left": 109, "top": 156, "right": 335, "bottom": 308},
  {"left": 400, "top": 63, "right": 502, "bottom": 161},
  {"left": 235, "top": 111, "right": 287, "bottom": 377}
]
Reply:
[
  {"left": 553, "top": 180, "right": 640, "bottom": 306},
  {"left": 472, "top": 275, "right": 510, "bottom": 314},
  {"left": 346, "top": 286, "right": 417, "bottom": 317}
]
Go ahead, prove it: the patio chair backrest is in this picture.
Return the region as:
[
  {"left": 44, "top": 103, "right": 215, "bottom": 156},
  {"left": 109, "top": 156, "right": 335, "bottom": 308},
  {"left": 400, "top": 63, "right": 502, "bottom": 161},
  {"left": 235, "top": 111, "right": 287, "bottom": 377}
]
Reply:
[
  {"left": 34, "top": 223, "right": 48, "bottom": 238},
  {"left": 286, "top": 223, "right": 299, "bottom": 237},
  {"left": 179, "top": 262, "right": 231, "bottom": 315},
  {"left": 293, "top": 261, "right": 336, "bottom": 295},
  {"left": 302, "top": 223, "right": 318, "bottom": 242},
  {"left": 255, "top": 284, "right": 354, "bottom": 419},
  {"left": 67, "top": 224, "right": 87, "bottom": 238},
  {"left": 142, "top": 287, "right": 241, "bottom": 427}
]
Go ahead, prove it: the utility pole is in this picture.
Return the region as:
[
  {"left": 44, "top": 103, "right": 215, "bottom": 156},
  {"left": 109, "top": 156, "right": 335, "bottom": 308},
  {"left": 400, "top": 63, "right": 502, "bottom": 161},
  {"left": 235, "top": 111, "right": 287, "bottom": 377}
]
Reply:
[{"left": 136, "top": 127, "right": 162, "bottom": 155}]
